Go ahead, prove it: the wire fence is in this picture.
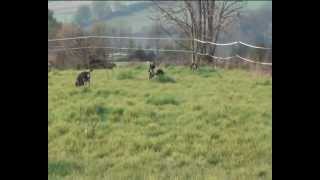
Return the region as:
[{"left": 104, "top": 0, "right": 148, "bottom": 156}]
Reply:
[{"left": 48, "top": 35, "right": 272, "bottom": 66}]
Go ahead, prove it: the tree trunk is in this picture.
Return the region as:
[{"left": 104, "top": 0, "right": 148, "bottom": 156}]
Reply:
[
  {"left": 203, "top": 0, "right": 207, "bottom": 55},
  {"left": 208, "top": 1, "right": 215, "bottom": 56},
  {"left": 212, "top": 24, "right": 221, "bottom": 57},
  {"left": 198, "top": 0, "right": 202, "bottom": 62},
  {"left": 191, "top": 23, "right": 195, "bottom": 64}
]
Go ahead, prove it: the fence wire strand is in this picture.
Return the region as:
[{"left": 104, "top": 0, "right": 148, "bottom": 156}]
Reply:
[{"left": 48, "top": 35, "right": 272, "bottom": 65}]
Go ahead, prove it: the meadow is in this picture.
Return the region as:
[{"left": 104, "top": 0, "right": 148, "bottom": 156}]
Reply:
[{"left": 48, "top": 65, "right": 272, "bottom": 180}]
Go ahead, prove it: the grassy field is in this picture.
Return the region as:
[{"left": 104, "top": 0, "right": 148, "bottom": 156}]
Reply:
[{"left": 48, "top": 65, "right": 272, "bottom": 180}]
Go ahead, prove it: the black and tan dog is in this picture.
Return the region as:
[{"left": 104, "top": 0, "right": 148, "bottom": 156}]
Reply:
[
  {"left": 75, "top": 69, "right": 93, "bottom": 87},
  {"left": 190, "top": 62, "right": 198, "bottom": 71},
  {"left": 148, "top": 62, "right": 164, "bottom": 79}
]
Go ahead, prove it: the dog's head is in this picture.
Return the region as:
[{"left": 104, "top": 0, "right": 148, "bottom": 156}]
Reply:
[{"left": 149, "top": 62, "right": 155, "bottom": 69}]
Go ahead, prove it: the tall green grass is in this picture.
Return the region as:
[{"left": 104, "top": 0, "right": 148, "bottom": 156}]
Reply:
[{"left": 48, "top": 66, "right": 272, "bottom": 180}]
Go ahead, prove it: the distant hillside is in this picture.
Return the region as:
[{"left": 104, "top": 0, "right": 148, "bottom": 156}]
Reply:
[
  {"left": 49, "top": 1, "right": 151, "bottom": 22},
  {"left": 81, "top": 2, "right": 155, "bottom": 30},
  {"left": 49, "top": 1, "right": 271, "bottom": 47},
  {"left": 49, "top": 1, "right": 271, "bottom": 33}
]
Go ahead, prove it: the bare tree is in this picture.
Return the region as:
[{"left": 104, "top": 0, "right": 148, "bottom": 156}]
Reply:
[
  {"left": 87, "top": 22, "right": 111, "bottom": 62},
  {"left": 52, "top": 22, "right": 111, "bottom": 69},
  {"left": 151, "top": 1, "right": 244, "bottom": 68},
  {"left": 210, "top": 2, "right": 243, "bottom": 56},
  {"left": 151, "top": 1, "right": 195, "bottom": 64},
  {"left": 54, "top": 23, "right": 89, "bottom": 68}
]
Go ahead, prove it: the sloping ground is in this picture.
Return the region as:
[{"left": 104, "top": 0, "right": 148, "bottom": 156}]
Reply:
[
  {"left": 48, "top": 66, "right": 272, "bottom": 180},
  {"left": 100, "top": 6, "right": 156, "bottom": 32},
  {"left": 48, "top": 1, "right": 154, "bottom": 26}
]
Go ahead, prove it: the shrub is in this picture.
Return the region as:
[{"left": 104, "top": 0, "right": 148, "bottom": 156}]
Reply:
[
  {"left": 153, "top": 74, "right": 176, "bottom": 83},
  {"left": 48, "top": 161, "right": 81, "bottom": 177}
]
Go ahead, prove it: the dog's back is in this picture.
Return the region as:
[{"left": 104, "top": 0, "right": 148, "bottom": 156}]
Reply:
[{"left": 155, "top": 69, "right": 164, "bottom": 76}]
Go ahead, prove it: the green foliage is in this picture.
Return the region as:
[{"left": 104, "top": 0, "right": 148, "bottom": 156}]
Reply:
[
  {"left": 153, "top": 74, "right": 176, "bottom": 83},
  {"left": 48, "top": 9, "right": 61, "bottom": 38},
  {"left": 48, "top": 161, "right": 82, "bottom": 177}
]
